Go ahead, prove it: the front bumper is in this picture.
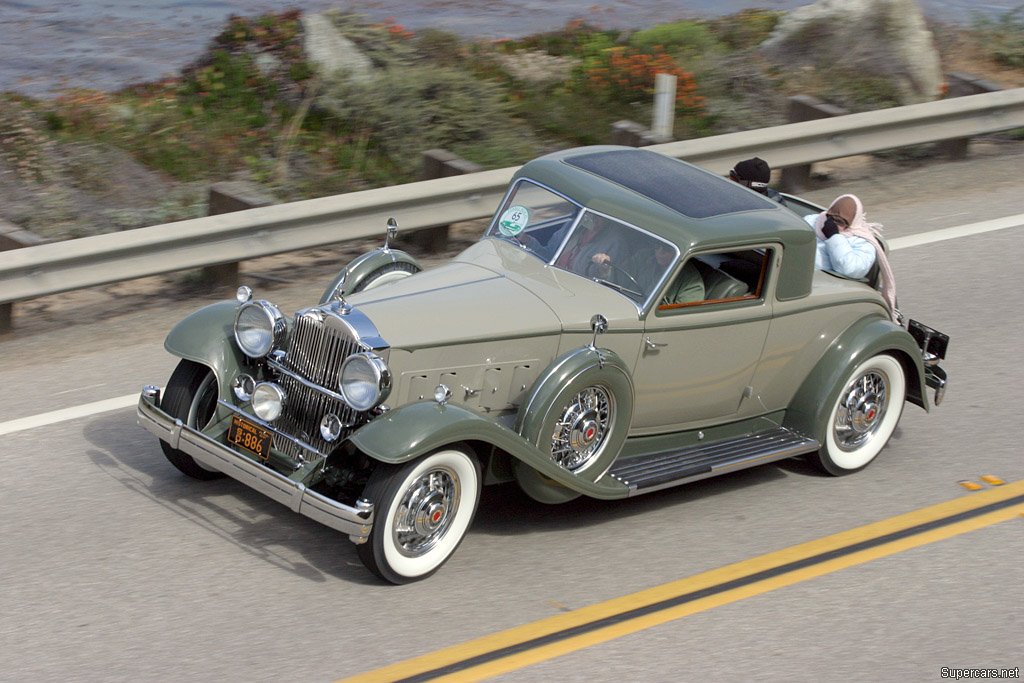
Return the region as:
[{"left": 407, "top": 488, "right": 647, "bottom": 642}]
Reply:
[{"left": 137, "top": 387, "right": 373, "bottom": 544}]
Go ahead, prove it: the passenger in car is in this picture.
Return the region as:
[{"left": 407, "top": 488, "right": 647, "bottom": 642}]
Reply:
[
  {"left": 808, "top": 194, "right": 897, "bottom": 319},
  {"left": 728, "top": 157, "right": 784, "bottom": 203},
  {"left": 637, "top": 244, "right": 705, "bottom": 304}
]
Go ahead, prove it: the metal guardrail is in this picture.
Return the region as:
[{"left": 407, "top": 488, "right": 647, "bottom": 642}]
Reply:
[{"left": 2, "top": 88, "right": 1023, "bottom": 306}]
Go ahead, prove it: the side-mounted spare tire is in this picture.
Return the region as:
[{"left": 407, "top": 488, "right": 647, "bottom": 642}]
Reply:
[{"left": 517, "top": 346, "right": 634, "bottom": 486}]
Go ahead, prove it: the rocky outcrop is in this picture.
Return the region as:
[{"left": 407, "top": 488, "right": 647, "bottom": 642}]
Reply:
[
  {"left": 760, "top": 0, "right": 942, "bottom": 105},
  {"left": 300, "top": 13, "right": 373, "bottom": 83}
]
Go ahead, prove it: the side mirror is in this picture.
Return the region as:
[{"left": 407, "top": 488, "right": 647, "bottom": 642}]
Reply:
[
  {"left": 384, "top": 217, "right": 398, "bottom": 251},
  {"left": 589, "top": 313, "right": 608, "bottom": 349}
]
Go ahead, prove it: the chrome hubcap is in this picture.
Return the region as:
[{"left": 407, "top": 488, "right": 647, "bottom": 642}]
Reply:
[
  {"left": 834, "top": 370, "right": 889, "bottom": 451},
  {"left": 551, "top": 386, "right": 613, "bottom": 472},
  {"left": 393, "top": 468, "right": 460, "bottom": 557}
]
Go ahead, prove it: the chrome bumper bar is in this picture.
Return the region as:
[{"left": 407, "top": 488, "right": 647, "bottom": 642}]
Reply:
[{"left": 137, "top": 387, "right": 373, "bottom": 544}]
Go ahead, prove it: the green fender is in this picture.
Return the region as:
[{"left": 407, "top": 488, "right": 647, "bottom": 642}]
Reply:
[
  {"left": 784, "top": 315, "right": 928, "bottom": 441},
  {"left": 164, "top": 300, "right": 249, "bottom": 404},
  {"left": 346, "top": 400, "right": 631, "bottom": 500},
  {"left": 319, "top": 248, "right": 422, "bottom": 304}
]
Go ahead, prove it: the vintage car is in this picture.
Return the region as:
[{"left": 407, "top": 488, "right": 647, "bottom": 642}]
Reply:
[{"left": 138, "top": 146, "right": 949, "bottom": 583}]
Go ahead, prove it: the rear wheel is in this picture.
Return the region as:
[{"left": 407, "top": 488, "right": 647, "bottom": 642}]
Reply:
[
  {"left": 357, "top": 447, "right": 480, "bottom": 584},
  {"left": 159, "top": 359, "right": 224, "bottom": 480},
  {"left": 815, "top": 354, "right": 906, "bottom": 475}
]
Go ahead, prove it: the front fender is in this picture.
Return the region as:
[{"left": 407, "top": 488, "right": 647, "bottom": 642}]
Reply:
[
  {"left": 320, "top": 248, "right": 422, "bottom": 304},
  {"left": 784, "top": 315, "right": 928, "bottom": 440},
  {"left": 347, "top": 401, "right": 630, "bottom": 499},
  {"left": 164, "top": 300, "right": 248, "bottom": 401}
]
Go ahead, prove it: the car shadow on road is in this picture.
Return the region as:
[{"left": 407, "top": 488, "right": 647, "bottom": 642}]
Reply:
[
  {"left": 83, "top": 411, "right": 382, "bottom": 586},
  {"left": 472, "top": 459, "right": 797, "bottom": 537}
]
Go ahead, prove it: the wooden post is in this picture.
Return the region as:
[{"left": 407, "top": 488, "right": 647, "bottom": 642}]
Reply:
[
  {"left": 202, "top": 181, "right": 274, "bottom": 288},
  {"left": 780, "top": 95, "right": 849, "bottom": 193},
  {"left": 0, "top": 220, "right": 47, "bottom": 334},
  {"left": 941, "top": 72, "right": 1003, "bottom": 160},
  {"left": 419, "top": 149, "right": 484, "bottom": 252}
]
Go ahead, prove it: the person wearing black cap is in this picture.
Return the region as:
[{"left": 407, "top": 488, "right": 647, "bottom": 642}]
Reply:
[{"left": 729, "top": 157, "right": 783, "bottom": 202}]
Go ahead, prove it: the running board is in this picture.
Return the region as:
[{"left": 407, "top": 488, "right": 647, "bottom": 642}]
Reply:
[{"left": 607, "top": 427, "right": 819, "bottom": 496}]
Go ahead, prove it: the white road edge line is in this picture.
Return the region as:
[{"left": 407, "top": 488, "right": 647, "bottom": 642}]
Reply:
[
  {"left": 2, "top": 214, "right": 1023, "bottom": 438},
  {"left": 0, "top": 394, "right": 141, "bottom": 437},
  {"left": 888, "top": 213, "right": 1024, "bottom": 250}
]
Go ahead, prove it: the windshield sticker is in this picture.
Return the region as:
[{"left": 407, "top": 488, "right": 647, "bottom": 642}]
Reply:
[{"left": 498, "top": 205, "right": 529, "bottom": 237}]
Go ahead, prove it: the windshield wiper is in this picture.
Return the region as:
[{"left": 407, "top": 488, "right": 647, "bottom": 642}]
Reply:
[{"left": 593, "top": 277, "right": 642, "bottom": 299}]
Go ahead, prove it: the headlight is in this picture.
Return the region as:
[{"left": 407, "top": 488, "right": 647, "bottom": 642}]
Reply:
[
  {"left": 251, "top": 382, "right": 286, "bottom": 422},
  {"left": 339, "top": 352, "right": 391, "bottom": 412},
  {"left": 234, "top": 301, "right": 286, "bottom": 359}
]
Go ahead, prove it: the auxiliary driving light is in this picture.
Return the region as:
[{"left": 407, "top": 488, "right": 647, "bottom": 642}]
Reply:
[{"left": 251, "top": 382, "right": 286, "bottom": 422}]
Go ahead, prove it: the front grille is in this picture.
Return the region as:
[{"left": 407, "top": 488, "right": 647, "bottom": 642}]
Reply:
[{"left": 272, "top": 309, "right": 366, "bottom": 461}]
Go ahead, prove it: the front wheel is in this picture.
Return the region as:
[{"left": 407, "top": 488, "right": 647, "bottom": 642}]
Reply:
[
  {"left": 357, "top": 447, "right": 480, "bottom": 584},
  {"left": 815, "top": 354, "right": 906, "bottom": 475},
  {"left": 159, "top": 359, "right": 225, "bottom": 480}
]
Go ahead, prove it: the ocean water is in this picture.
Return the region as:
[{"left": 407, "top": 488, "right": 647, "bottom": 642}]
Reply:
[{"left": 0, "top": 0, "right": 1008, "bottom": 97}]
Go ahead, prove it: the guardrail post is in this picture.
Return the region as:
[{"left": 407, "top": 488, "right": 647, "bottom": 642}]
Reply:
[
  {"left": 202, "top": 181, "right": 274, "bottom": 287},
  {"left": 419, "top": 149, "right": 484, "bottom": 252},
  {"left": 941, "top": 72, "right": 1004, "bottom": 160},
  {"left": 780, "top": 95, "right": 850, "bottom": 193},
  {"left": 0, "top": 220, "right": 46, "bottom": 333}
]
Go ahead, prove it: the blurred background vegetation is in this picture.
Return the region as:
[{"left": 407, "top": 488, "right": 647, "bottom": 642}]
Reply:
[{"left": 1, "top": 6, "right": 1022, "bottom": 241}]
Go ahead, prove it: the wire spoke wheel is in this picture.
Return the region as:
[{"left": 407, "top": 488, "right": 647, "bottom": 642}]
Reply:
[
  {"left": 833, "top": 369, "right": 889, "bottom": 451},
  {"left": 392, "top": 467, "right": 460, "bottom": 557},
  {"left": 817, "top": 354, "right": 906, "bottom": 475},
  {"left": 550, "top": 385, "right": 613, "bottom": 472}
]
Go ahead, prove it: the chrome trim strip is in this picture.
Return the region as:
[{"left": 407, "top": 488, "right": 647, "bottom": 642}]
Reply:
[
  {"left": 267, "top": 357, "right": 348, "bottom": 405},
  {"left": 216, "top": 399, "right": 329, "bottom": 459},
  {"left": 137, "top": 391, "right": 373, "bottom": 543}
]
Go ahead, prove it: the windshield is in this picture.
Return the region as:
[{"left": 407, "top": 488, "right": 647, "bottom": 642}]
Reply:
[
  {"left": 485, "top": 180, "right": 581, "bottom": 260},
  {"left": 485, "top": 179, "right": 678, "bottom": 306}
]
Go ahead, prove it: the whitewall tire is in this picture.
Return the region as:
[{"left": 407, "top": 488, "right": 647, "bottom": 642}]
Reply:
[
  {"left": 816, "top": 354, "right": 906, "bottom": 475},
  {"left": 358, "top": 447, "right": 480, "bottom": 584}
]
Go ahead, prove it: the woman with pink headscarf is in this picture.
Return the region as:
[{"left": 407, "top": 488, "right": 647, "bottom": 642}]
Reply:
[{"left": 808, "top": 194, "right": 898, "bottom": 320}]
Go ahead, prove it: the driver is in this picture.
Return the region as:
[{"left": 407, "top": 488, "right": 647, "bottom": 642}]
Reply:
[{"left": 555, "top": 212, "right": 630, "bottom": 277}]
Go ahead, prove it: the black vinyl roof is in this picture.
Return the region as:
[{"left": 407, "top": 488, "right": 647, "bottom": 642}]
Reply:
[{"left": 565, "top": 148, "right": 771, "bottom": 219}]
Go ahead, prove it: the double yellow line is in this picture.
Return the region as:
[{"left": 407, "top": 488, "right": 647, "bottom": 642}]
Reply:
[{"left": 342, "top": 479, "right": 1024, "bottom": 683}]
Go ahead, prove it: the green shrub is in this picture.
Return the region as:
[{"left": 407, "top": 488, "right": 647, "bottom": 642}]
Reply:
[
  {"left": 971, "top": 5, "right": 1024, "bottom": 67},
  {"left": 323, "top": 65, "right": 535, "bottom": 168},
  {"left": 629, "top": 21, "right": 725, "bottom": 56},
  {"left": 707, "top": 9, "right": 783, "bottom": 50}
]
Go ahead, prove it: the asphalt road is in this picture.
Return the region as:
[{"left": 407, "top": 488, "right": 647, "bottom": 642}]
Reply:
[{"left": 1, "top": 145, "right": 1022, "bottom": 683}]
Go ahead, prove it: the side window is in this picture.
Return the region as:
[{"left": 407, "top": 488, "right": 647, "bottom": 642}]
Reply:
[{"left": 657, "top": 248, "right": 771, "bottom": 311}]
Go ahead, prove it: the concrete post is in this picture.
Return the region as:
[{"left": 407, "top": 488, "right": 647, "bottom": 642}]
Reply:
[
  {"left": 611, "top": 120, "right": 672, "bottom": 147},
  {"left": 0, "top": 220, "right": 47, "bottom": 334},
  {"left": 202, "top": 181, "right": 274, "bottom": 288},
  {"left": 419, "top": 149, "right": 484, "bottom": 252},
  {"left": 652, "top": 73, "right": 677, "bottom": 140},
  {"left": 780, "top": 95, "right": 849, "bottom": 193}
]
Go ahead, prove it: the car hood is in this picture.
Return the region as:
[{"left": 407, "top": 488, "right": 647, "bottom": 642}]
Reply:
[
  {"left": 345, "top": 239, "right": 642, "bottom": 351},
  {"left": 346, "top": 258, "right": 561, "bottom": 351}
]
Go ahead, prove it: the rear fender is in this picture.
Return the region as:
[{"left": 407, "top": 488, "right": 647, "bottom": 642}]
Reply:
[{"left": 784, "top": 316, "right": 927, "bottom": 441}]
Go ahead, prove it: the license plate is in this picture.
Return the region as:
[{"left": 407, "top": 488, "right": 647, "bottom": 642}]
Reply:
[{"left": 228, "top": 415, "right": 273, "bottom": 461}]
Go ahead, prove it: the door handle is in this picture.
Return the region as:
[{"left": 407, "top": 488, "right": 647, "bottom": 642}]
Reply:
[{"left": 644, "top": 336, "right": 668, "bottom": 350}]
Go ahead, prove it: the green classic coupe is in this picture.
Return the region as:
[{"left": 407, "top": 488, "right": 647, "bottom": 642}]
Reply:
[{"left": 138, "top": 146, "right": 949, "bottom": 583}]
